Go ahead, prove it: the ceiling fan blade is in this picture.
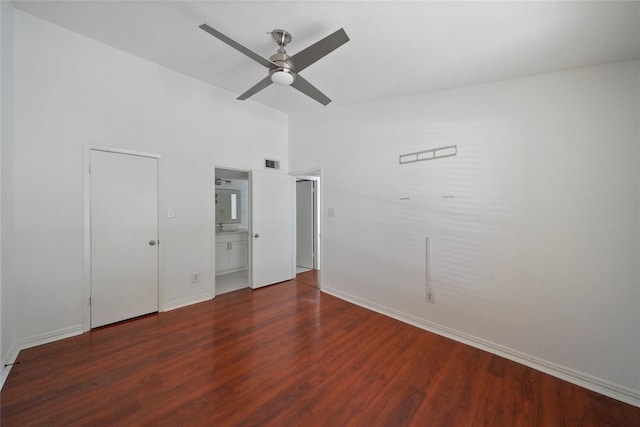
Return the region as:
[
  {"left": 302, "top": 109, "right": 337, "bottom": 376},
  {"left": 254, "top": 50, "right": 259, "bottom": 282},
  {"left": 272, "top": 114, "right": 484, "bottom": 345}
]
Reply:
[
  {"left": 237, "top": 76, "right": 273, "bottom": 100},
  {"left": 199, "top": 23, "right": 276, "bottom": 68},
  {"left": 291, "top": 75, "right": 331, "bottom": 105},
  {"left": 289, "top": 28, "right": 350, "bottom": 73}
]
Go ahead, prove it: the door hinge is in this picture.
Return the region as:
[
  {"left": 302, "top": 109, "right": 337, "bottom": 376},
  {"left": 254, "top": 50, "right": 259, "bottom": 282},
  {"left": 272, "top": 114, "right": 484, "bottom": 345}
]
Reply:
[
  {"left": 88, "top": 163, "right": 92, "bottom": 174},
  {"left": 89, "top": 296, "right": 92, "bottom": 306}
]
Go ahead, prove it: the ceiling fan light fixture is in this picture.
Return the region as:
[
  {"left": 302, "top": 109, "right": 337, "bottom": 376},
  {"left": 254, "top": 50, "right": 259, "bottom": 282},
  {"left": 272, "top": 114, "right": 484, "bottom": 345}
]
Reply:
[{"left": 270, "top": 68, "right": 295, "bottom": 86}]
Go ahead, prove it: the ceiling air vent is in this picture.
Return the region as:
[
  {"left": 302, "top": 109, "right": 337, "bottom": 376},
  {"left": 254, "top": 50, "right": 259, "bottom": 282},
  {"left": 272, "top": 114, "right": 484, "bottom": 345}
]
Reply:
[{"left": 265, "top": 159, "right": 280, "bottom": 170}]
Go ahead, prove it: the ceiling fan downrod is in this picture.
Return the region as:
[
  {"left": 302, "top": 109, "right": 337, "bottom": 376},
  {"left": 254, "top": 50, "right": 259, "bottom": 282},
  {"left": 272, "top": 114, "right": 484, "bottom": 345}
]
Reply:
[{"left": 269, "top": 29, "right": 295, "bottom": 85}]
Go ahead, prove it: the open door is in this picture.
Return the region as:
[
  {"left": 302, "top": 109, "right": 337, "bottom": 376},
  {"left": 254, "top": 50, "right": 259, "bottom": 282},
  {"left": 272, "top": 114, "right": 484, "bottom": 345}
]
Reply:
[{"left": 250, "top": 170, "right": 295, "bottom": 288}]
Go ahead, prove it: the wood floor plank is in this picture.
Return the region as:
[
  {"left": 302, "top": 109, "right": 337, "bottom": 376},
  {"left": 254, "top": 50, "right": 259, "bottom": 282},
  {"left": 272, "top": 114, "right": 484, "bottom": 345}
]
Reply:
[{"left": 1, "top": 271, "right": 639, "bottom": 426}]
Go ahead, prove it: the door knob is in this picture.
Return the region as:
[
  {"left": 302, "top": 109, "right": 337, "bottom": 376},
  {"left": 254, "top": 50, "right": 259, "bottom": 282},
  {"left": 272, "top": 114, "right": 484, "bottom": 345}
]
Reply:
[
  {"left": 149, "top": 240, "right": 157, "bottom": 246},
  {"left": 254, "top": 234, "right": 259, "bottom": 238}
]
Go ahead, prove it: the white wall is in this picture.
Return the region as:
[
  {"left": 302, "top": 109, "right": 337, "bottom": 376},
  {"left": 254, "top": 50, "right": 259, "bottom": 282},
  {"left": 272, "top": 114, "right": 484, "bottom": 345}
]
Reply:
[
  {"left": 11, "top": 11, "right": 287, "bottom": 342},
  {"left": 1, "top": 0, "right": 18, "bottom": 386},
  {"left": 6, "top": 5, "right": 640, "bottom": 406},
  {"left": 290, "top": 60, "right": 640, "bottom": 404}
]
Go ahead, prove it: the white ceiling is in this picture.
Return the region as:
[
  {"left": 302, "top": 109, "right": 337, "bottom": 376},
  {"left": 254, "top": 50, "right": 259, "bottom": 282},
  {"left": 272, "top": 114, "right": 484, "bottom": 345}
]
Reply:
[{"left": 12, "top": 1, "right": 640, "bottom": 114}]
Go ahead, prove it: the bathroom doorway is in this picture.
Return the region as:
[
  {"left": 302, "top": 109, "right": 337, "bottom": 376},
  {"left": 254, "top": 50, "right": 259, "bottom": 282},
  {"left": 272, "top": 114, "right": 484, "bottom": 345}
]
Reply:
[
  {"left": 214, "top": 167, "right": 296, "bottom": 295},
  {"left": 214, "top": 168, "right": 250, "bottom": 295}
]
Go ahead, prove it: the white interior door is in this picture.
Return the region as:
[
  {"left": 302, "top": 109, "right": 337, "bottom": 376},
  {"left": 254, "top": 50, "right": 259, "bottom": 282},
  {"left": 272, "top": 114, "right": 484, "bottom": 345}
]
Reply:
[
  {"left": 251, "top": 170, "right": 295, "bottom": 288},
  {"left": 90, "top": 150, "right": 159, "bottom": 328},
  {"left": 296, "top": 180, "right": 315, "bottom": 269}
]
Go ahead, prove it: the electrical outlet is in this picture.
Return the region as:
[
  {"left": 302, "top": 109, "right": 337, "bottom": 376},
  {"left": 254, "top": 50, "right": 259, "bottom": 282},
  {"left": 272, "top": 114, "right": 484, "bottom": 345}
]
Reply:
[
  {"left": 426, "top": 288, "right": 435, "bottom": 303},
  {"left": 191, "top": 273, "right": 200, "bottom": 283}
]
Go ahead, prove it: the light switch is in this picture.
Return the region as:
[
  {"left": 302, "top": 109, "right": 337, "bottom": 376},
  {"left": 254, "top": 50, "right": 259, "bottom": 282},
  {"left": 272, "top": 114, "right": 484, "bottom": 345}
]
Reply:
[
  {"left": 168, "top": 208, "right": 175, "bottom": 218},
  {"left": 328, "top": 207, "right": 335, "bottom": 217}
]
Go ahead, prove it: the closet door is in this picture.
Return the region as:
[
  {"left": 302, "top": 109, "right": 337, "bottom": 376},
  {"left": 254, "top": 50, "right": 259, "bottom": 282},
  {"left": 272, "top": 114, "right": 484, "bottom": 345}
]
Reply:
[{"left": 90, "top": 150, "right": 158, "bottom": 328}]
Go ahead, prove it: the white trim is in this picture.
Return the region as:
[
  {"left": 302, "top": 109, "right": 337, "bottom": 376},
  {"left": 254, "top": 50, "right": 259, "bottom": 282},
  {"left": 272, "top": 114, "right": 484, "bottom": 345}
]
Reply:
[
  {"left": 163, "top": 293, "right": 213, "bottom": 312},
  {"left": 86, "top": 145, "right": 162, "bottom": 159},
  {"left": 1, "top": 325, "right": 82, "bottom": 390},
  {"left": 83, "top": 145, "right": 162, "bottom": 332},
  {"left": 19, "top": 325, "right": 84, "bottom": 350},
  {"left": 82, "top": 146, "right": 91, "bottom": 331},
  {"left": 0, "top": 341, "right": 20, "bottom": 389},
  {"left": 322, "top": 286, "right": 640, "bottom": 408}
]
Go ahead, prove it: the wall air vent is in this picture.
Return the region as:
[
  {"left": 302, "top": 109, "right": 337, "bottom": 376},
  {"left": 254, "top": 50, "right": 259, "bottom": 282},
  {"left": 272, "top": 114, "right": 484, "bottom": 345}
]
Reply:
[{"left": 265, "top": 159, "right": 280, "bottom": 170}]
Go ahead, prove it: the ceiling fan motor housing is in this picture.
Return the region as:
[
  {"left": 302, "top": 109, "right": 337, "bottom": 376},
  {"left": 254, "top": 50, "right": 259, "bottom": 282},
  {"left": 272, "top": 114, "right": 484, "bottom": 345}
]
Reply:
[{"left": 269, "top": 51, "right": 296, "bottom": 85}]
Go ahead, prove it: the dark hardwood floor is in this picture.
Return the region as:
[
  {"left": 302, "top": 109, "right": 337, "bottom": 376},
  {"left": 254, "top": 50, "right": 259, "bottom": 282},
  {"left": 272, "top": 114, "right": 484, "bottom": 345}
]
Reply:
[{"left": 2, "top": 270, "right": 639, "bottom": 426}]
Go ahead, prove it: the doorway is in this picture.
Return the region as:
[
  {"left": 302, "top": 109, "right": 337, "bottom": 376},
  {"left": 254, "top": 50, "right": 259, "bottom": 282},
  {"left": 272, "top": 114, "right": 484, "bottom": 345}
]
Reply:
[
  {"left": 214, "top": 167, "right": 296, "bottom": 295},
  {"left": 88, "top": 148, "right": 159, "bottom": 328},
  {"left": 293, "top": 168, "right": 322, "bottom": 286},
  {"left": 296, "top": 180, "right": 315, "bottom": 272},
  {"left": 214, "top": 168, "right": 250, "bottom": 295}
]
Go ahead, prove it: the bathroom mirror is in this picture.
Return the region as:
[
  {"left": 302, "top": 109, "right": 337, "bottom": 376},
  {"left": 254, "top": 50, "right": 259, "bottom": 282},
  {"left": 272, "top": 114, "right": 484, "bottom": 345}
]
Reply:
[{"left": 215, "top": 189, "right": 241, "bottom": 224}]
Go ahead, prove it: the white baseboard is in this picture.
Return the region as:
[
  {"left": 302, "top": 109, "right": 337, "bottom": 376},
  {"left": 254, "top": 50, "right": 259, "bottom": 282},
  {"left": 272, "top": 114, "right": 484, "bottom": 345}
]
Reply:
[
  {"left": 1, "top": 341, "right": 20, "bottom": 389},
  {"left": 1, "top": 324, "right": 83, "bottom": 390},
  {"left": 20, "top": 324, "right": 84, "bottom": 350},
  {"left": 163, "top": 292, "right": 212, "bottom": 312},
  {"left": 322, "top": 286, "right": 640, "bottom": 408},
  {"left": 0, "top": 291, "right": 214, "bottom": 391}
]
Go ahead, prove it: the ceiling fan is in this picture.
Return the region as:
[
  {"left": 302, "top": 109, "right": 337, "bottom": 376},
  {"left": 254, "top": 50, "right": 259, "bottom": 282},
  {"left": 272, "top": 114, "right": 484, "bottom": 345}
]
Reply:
[{"left": 199, "top": 24, "right": 350, "bottom": 105}]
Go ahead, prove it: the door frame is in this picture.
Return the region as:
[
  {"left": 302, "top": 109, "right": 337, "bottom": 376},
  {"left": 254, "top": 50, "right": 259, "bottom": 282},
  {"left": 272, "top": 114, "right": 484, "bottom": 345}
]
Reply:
[
  {"left": 291, "top": 167, "right": 322, "bottom": 287},
  {"left": 83, "top": 145, "right": 162, "bottom": 332}
]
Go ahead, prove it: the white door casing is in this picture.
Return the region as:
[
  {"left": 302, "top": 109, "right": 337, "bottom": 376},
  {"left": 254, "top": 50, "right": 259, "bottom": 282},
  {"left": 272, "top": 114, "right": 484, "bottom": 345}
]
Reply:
[
  {"left": 250, "top": 170, "right": 295, "bottom": 288},
  {"left": 90, "top": 149, "right": 159, "bottom": 328}
]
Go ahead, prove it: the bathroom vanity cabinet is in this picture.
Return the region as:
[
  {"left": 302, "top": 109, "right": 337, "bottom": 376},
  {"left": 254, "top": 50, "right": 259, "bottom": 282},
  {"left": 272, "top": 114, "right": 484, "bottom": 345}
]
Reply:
[{"left": 215, "top": 232, "right": 248, "bottom": 275}]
